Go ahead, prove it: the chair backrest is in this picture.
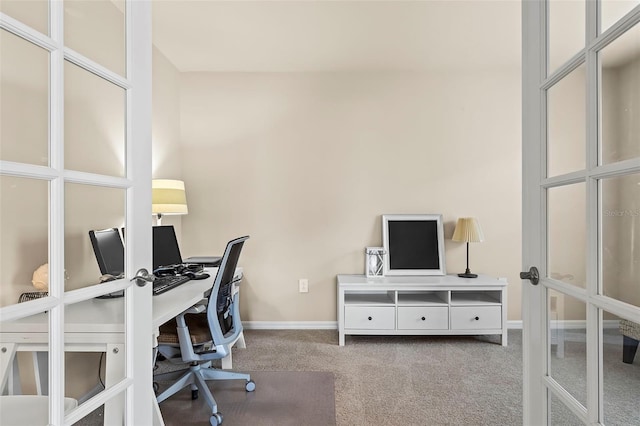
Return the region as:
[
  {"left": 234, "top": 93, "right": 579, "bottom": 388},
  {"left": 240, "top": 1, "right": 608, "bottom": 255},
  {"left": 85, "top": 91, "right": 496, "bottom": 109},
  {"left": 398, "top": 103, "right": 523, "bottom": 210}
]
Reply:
[{"left": 206, "top": 236, "right": 249, "bottom": 351}]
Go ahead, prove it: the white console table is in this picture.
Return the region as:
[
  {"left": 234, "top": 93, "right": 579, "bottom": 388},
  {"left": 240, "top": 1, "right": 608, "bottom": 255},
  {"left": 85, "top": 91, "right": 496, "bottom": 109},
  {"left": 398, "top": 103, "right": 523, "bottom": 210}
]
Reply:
[{"left": 337, "top": 274, "right": 508, "bottom": 346}]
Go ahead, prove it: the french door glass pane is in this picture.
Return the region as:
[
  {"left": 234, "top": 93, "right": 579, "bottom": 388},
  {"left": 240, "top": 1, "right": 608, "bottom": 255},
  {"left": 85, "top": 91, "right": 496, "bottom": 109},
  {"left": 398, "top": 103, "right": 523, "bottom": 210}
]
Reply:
[
  {"left": 601, "top": 0, "right": 640, "bottom": 33},
  {"left": 548, "top": 289, "right": 587, "bottom": 407},
  {"left": 0, "top": 176, "right": 49, "bottom": 308},
  {"left": 548, "top": 183, "right": 586, "bottom": 288},
  {"left": 64, "top": 349, "right": 125, "bottom": 421},
  {"left": 602, "top": 311, "right": 640, "bottom": 425},
  {"left": 601, "top": 173, "right": 640, "bottom": 308},
  {"left": 0, "top": 0, "right": 48, "bottom": 35},
  {"left": 0, "top": 311, "right": 50, "bottom": 404},
  {"left": 548, "top": 0, "right": 585, "bottom": 74},
  {"left": 600, "top": 22, "right": 640, "bottom": 165},
  {"left": 549, "top": 392, "right": 583, "bottom": 425},
  {"left": 64, "top": 60, "right": 126, "bottom": 177},
  {"left": 64, "top": 0, "right": 126, "bottom": 76},
  {"left": 64, "top": 183, "right": 125, "bottom": 291},
  {"left": 547, "top": 64, "right": 586, "bottom": 177},
  {"left": 0, "top": 29, "right": 49, "bottom": 166}
]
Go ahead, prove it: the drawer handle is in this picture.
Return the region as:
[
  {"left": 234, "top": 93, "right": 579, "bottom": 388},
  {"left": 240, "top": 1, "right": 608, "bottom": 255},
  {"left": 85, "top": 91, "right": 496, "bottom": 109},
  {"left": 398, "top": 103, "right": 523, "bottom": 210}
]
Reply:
[
  {"left": 474, "top": 316, "right": 480, "bottom": 321},
  {"left": 368, "top": 316, "right": 372, "bottom": 321},
  {"left": 421, "top": 316, "right": 426, "bottom": 321}
]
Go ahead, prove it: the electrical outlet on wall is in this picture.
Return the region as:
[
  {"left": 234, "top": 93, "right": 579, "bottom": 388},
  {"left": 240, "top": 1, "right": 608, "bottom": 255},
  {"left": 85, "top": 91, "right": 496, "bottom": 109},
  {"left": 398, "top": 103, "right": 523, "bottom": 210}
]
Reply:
[{"left": 299, "top": 278, "right": 309, "bottom": 293}]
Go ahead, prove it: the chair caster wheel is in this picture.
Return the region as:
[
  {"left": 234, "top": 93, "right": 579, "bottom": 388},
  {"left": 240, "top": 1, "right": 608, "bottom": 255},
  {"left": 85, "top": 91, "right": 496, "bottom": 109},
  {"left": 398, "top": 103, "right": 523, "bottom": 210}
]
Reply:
[
  {"left": 191, "top": 389, "right": 198, "bottom": 400},
  {"left": 153, "top": 382, "right": 159, "bottom": 394},
  {"left": 245, "top": 380, "right": 256, "bottom": 392},
  {"left": 210, "top": 412, "right": 223, "bottom": 425}
]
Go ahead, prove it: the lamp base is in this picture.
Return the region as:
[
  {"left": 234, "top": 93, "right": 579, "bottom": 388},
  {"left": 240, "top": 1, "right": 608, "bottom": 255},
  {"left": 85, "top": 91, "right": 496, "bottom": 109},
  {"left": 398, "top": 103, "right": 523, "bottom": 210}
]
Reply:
[{"left": 458, "top": 273, "right": 478, "bottom": 278}]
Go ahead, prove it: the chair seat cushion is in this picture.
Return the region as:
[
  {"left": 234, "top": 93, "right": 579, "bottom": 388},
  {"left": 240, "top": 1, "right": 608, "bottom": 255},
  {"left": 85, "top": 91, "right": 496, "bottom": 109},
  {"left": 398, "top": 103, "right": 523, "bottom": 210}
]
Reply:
[
  {"left": 158, "top": 314, "right": 212, "bottom": 345},
  {"left": 619, "top": 319, "right": 640, "bottom": 341}
]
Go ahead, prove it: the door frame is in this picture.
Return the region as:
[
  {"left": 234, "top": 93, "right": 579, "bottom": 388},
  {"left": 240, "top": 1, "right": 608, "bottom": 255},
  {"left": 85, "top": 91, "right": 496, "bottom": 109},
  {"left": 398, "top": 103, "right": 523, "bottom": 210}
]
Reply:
[{"left": 522, "top": 1, "right": 546, "bottom": 423}]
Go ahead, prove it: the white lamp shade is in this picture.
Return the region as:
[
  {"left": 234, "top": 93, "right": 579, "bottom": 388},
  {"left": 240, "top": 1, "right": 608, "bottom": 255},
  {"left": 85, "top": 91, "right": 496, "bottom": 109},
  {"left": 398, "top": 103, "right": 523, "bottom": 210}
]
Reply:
[
  {"left": 452, "top": 217, "right": 484, "bottom": 243},
  {"left": 152, "top": 179, "right": 188, "bottom": 215}
]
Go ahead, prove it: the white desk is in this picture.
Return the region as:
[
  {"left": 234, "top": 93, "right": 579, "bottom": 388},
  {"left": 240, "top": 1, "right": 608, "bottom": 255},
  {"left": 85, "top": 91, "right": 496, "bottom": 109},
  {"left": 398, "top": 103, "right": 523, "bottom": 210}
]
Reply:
[{"left": 0, "top": 267, "right": 243, "bottom": 425}]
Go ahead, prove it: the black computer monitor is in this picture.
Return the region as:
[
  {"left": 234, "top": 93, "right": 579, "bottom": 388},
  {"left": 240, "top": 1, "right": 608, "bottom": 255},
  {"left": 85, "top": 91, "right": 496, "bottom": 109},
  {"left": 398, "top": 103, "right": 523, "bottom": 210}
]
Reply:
[
  {"left": 153, "top": 225, "right": 183, "bottom": 269},
  {"left": 89, "top": 228, "right": 125, "bottom": 276}
]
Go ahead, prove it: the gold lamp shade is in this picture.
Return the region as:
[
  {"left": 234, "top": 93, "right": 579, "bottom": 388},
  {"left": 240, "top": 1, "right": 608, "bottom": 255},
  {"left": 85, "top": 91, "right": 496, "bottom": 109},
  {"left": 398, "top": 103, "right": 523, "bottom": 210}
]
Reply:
[
  {"left": 452, "top": 217, "right": 484, "bottom": 243},
  {"left": 452, "top": 217, "right": 484, "bottom": 278}
]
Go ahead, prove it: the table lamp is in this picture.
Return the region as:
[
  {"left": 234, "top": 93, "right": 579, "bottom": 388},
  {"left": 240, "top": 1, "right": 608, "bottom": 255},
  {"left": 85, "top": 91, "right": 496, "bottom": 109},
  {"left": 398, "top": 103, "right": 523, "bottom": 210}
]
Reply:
[
  {"left": 152, "top": 179, "right": 188, "bottom": 225},
  {"left": 452, "top": 217, "right": 484, "bottom": 278}
]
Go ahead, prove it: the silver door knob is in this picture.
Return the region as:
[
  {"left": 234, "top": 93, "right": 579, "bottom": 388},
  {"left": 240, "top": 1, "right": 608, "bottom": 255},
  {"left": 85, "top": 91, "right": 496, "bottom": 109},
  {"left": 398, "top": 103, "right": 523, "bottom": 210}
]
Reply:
[
  {"left": 131, "top": 268, "right": 154, "bottom": 287},
  {"left": 520, "top": 266, "right": 539, "bottom": 285}
]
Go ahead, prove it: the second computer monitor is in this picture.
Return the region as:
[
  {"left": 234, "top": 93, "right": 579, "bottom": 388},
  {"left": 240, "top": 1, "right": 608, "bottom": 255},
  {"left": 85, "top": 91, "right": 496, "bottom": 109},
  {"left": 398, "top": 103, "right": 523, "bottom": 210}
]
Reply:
[
  {"left": 153, "top": 225, "right": 183, "bottom": 269},
  {"left": 89, "top": 228, "right": 125, "bottom": 276}
]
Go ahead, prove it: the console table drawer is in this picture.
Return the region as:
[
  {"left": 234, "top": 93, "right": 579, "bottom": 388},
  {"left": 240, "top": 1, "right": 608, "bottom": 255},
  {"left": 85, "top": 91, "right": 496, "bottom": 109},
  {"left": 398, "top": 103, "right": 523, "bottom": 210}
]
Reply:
[
  {"left": 397, "top": 307, "right": 448, "bottom": 330},
  {"left": 450, "top": 306, "right": 501, "bottom": 330},
  {"left": 344, "top": 306, "right": 395, "bottom": 330}
]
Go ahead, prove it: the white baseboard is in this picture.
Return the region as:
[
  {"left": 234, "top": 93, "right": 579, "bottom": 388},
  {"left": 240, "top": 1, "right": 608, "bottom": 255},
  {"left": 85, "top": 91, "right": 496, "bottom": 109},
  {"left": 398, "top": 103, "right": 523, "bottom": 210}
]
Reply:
[
  {"left": 508, "top": 320, "right": 523, "bottom": 329},
  {"left": 243, "top": 321, "right": 338, "bottom": 330},
  {"left": 507, "top": 320, "right": 620, "bottom": 330},
  {"left": 246, "top": 321, "right": 530, "bottom": 331},
  {"left": 244, "top": 320, "right": 620, "bottom": 331}
]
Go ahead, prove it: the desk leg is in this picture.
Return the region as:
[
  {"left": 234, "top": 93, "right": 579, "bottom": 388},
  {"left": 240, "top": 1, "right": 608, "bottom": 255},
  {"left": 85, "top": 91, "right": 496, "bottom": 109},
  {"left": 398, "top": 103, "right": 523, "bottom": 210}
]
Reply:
[
  {"left": 34, "top": 352, "right": 49, "bottom": 395},
  {"left": 0, "top": 343, "right": 17, "bottom": 395},
  {"left": 221, "top": 352, "right": 233, "bottom": 370},
  {"left": 221, "top": 331, "right": 246, "bottom": 370},
  {"left": 236, "top": 331, "right": 246, "bottom": 349},
  {"left": 104, "top": 343, "right": 125, "bottom": 426},
  {"left": 152, "top": 391, "right": 165, "bottom": 426}
]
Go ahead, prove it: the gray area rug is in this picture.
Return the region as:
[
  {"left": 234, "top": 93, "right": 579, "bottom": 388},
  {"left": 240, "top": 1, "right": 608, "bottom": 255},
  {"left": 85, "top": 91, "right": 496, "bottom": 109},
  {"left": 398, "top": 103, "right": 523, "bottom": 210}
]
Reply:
[{"left": 158, "top": 371, "right": 336, "bottom": 426}]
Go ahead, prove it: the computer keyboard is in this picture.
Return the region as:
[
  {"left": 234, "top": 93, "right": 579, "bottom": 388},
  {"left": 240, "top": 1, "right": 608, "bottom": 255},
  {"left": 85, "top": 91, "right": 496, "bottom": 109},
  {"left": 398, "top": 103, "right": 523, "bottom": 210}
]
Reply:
[{"left": 152, "top": 275, "right": 191, "bottom": 295}]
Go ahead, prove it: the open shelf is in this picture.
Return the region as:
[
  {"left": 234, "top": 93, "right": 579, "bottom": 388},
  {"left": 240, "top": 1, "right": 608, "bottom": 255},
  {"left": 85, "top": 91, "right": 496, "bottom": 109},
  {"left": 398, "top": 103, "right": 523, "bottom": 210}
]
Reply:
[
  {"left": 450, "top": 291, "right": 501, "bottom": 305},
  {"left": 344, "top": 291, "right": 395, "bottom": 305},
  {"left": 397, "top": 291, "right": 448, "bottom": 306}
]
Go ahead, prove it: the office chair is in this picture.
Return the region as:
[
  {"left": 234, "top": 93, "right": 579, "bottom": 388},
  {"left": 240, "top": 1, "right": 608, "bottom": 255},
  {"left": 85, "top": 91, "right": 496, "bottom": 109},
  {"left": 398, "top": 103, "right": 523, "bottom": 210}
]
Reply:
[{"left": 154, "top": 236, "right": 254, "bottom": 426}]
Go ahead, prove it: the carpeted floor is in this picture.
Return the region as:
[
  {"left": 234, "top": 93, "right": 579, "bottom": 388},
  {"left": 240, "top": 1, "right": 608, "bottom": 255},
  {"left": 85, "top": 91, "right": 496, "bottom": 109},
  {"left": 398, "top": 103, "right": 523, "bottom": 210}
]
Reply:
[
  {"left": 75, "top": 328, "right": 639, "bottom": 425},
  {"left": 227, "top": 330, "right": 523, "bottom": 425}
]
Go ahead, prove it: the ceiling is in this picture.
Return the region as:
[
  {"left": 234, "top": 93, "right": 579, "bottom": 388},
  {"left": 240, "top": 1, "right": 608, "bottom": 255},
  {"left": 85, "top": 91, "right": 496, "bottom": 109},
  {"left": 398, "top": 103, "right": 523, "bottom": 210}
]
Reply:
[{"left": 151, "top": 0, "right": 522, "bottom": 73}]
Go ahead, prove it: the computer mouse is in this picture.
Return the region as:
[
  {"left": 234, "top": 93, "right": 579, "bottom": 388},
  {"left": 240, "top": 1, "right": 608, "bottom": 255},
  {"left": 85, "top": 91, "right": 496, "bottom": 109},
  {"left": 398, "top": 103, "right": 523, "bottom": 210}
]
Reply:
[
  {"left": 154, "top": 266, "right": 177, "bottom": 277},
  {"left": 184, "top": 271, "right": 196, "bottom": 278},
  {"left": 192, "top": 272, "right": 210, "bottom": 280}
]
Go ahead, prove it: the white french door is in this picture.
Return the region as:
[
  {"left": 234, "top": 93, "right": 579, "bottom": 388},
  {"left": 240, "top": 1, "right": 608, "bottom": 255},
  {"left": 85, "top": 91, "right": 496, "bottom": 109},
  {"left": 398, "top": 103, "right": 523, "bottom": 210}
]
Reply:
[
  {"left": 0, "top": 1, "right": 152, "bottom": 424},
  {"left": 522, "top": 0, "right": 640, "bottom": 425}
]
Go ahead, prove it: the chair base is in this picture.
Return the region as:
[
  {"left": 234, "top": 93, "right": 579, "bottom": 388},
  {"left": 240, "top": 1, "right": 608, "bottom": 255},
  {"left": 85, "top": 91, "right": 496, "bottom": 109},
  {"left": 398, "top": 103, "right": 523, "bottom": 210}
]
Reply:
[
  {"left": 622, "top": 335, "right": 639, "bottom": 364},
  {"left": 155, "top": 362, "right": 253, "bottom": 419}
]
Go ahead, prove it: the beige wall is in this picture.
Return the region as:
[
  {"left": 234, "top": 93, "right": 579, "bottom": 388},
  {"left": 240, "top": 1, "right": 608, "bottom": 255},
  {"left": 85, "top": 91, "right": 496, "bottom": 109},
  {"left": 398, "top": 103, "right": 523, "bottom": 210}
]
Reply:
[
  {"left": 152, "top": 46, "right": 185, "bottom": 238},
  {"left": 178, "top": 70, "right": 523, "bottom": 322}
]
